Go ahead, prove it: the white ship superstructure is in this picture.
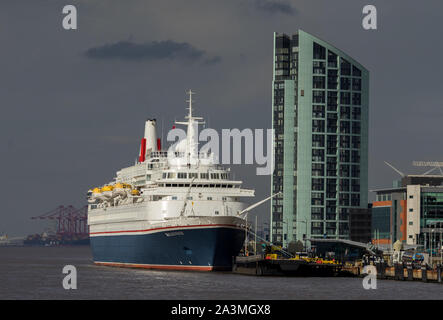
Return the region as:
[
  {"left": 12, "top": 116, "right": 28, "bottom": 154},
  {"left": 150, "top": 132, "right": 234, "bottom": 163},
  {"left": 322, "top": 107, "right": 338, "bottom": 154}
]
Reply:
[{"left": 87, "top": 91, "right": 255, "bottom": 270}]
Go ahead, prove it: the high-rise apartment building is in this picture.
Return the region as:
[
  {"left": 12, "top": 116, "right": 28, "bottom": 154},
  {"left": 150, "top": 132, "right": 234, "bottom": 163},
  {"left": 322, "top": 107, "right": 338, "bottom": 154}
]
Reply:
[{"left": 271, "top": 30, "right": 369, "bottom": 248}]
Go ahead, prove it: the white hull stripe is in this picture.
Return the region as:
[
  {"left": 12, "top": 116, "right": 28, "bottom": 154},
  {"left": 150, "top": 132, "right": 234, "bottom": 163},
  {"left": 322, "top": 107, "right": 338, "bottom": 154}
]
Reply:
[{"left": 89, "top": 223, "right": 243, "bottom": 237}]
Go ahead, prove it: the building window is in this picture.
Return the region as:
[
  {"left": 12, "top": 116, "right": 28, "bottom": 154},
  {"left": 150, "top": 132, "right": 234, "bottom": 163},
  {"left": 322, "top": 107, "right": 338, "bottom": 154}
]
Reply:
[
  {"left": 311, "top": 192, "right": 324, "bottom": 205},
  {"left": 352, "top": 78, "right": 361, "bottom": 91},
  {"left": 328, "top": 51, "right": 337, "bottom": 68},
  {"left": 313, "top": 61, "right": 326, "bottom": 74},
  {"left": 352, "top": 65, "right": 362, "bottom": 77},
  {"left": 313, "top": 90, "right": 325, "bottom": 103},
  {"left": 312, "top": 178, "right": 324, "bottom": 191},
  {"left": 312, "top": 149, "right": 325, "bottom": 162},
  {"left": 312, "top": 163, "right": 324, "bottom": 177},
  {"left": 340, "top": 91, "right": 350, "bottom": 104},
  {"left": 312, "top": 134, "right": 325, "bottom": 147},
  {"left": 340, "top": 179, "right": 350, "bottom": 192},
  {"left": 312, "top": 119, "right": 325, "bottom": 133},
  {"left": 340, "top": 58, "right": 351, "bottom": 76},
  {"left": 352, "top": 93, "right": 361, "bottom": 105},
  {"left": 340, "top": 106, "right": 351, "bottom": 120},
  {"left": 313, "top": 76, "right": 325, "bottom": 89},
  {"left": 312, "top": 105, "right": 325, "bottom": 118},
  {"left": 312, "top": 207, "right": 324, "bottom": 220},
  {"left": 313, "top": 42, "right": 326, "bottom": 59}
]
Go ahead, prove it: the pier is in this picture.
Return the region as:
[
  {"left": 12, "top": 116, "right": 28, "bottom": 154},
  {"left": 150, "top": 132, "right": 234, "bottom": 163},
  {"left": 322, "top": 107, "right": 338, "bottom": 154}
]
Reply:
[
  {"left": 233, "top": 254, "right": 443, "bottom": 284},
  {"left": 233, "top": 254, "right": 343, "bottom": 276},
  {"left": 341, "top": 262, "right": 443, "bottom": 283}
]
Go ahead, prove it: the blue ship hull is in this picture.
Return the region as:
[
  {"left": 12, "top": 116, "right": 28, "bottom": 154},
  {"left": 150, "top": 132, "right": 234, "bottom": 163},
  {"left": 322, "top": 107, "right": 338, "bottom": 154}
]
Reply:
[{"left": 90, "top": 226, "right": 245, "bottom": 271}]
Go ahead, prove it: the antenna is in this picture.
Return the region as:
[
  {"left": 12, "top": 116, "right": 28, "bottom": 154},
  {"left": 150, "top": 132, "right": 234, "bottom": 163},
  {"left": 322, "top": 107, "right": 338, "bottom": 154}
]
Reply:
[
  {"left": 186, "top": 89, "right": 195, "bottom": 119},
  {"left": 384, "top": 161, "right": 405, "bottom": 178}
]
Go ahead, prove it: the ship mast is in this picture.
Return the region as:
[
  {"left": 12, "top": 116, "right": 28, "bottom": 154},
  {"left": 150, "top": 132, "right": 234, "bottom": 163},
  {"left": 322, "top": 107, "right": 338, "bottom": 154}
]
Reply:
[{"left": 175, "top": 90, "right": 205, "bottom": 166}]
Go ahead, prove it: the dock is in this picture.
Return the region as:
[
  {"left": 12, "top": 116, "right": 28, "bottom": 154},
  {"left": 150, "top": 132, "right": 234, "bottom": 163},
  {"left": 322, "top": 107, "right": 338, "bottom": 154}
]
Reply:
[
  {"left": 233, "top": 254, "right": 343, "bottom": 276},
  {"left": 341, "top": 263, "right": 443, "bottom": 283},
  {"left": 233, "top": 255, "right": 443, "bottom": 284}
]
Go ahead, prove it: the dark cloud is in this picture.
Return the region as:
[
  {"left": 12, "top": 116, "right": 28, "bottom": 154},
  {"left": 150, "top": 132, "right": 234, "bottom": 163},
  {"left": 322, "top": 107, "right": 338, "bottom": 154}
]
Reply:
[
  {"left": 253, "top": 0, "right": 297, "bottom": 15},
  {"left": 84, "top": 40, "right": 221, "bottom": 64}
]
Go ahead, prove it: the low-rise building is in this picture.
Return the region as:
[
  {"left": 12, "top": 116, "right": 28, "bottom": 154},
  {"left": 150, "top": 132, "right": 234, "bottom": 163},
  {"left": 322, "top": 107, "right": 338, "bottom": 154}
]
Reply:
[{"left": 371, "top": 175, "right": 443, "bottom": 249}]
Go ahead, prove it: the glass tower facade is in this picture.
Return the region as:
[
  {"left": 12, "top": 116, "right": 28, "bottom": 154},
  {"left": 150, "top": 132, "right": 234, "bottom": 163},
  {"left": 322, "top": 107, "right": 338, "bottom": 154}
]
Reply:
[{"left": 271, "top": 30, "right": 369, "bottom": 247}]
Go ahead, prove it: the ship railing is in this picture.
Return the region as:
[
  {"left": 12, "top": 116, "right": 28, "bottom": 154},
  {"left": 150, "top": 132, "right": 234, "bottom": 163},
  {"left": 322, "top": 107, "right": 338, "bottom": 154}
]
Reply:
[{"left": 148, "top": 151, "right": 215, "bottom": 160}]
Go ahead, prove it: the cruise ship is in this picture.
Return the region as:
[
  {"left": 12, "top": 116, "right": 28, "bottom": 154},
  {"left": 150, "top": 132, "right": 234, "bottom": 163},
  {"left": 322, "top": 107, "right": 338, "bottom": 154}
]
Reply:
[{"left": 87, "top": 91, "right": 272, "bottom": 271}]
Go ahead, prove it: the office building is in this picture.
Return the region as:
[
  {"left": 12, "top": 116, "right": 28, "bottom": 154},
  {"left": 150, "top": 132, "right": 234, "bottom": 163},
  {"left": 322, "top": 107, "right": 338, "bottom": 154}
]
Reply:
[{"left": 372, "top": 175, "right": 443, "bottom": 248}]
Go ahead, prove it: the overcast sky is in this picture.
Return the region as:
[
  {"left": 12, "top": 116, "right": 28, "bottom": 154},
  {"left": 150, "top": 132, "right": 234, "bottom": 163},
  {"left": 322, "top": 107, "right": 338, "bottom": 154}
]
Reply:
[{"left": 1, "top": 0, "right": 442, "bottom": 236}]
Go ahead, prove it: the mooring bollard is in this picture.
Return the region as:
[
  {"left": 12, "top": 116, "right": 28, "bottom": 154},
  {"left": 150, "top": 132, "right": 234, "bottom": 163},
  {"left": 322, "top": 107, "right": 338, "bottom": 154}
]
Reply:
[
  {"left": 394, "top": 263, "right": 404, "bottom": 280},
  {"left": 379, "top": 262, "right": 385, "bottom": 279},
  {"left": 407, "top": 263, "right": 413, "bottom": 281},
  {"left": 421, "top": 265, "right": 428, "bottom": 282},
  {"left": 398, "top": 263, "right": 405, "bottom": 280},
  {"left": 437, "top": 265, "right": 442, "bottom": 283}
]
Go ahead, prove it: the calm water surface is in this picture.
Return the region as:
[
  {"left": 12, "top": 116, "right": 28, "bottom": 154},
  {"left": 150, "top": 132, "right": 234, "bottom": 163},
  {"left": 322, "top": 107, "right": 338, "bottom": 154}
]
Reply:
[{"left": 0, "top": 246, "right": 442, "bottom": 300}]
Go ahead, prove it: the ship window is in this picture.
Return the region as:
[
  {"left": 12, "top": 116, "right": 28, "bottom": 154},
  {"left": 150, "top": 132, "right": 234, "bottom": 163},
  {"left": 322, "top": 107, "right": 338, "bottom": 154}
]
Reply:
[
  {"left": 207, "top": 197, "right": 213, "bottom": 200},
  {"left": 162, "top": 173, "right": 167, "bottom": 179},
  {"left": 222, "top": 197, "right": 227, "bottom": 201},
  {"left": 200, "top": 173, "right": 209, "bottom": 179},
  {"left": 178, "top": 184, "right": 184, "bottom": 187},
  {"left": 220, "top": 173, "right": 230, "bottom": 179},
  {"left": 184, "top": 184, "right": 190, "bottom": 187},
  {"left": 209, "top": 184, "right": 215, "bottom": 187},
  {"left": 215, "top": 211, "right": 219, "bottom": 215},
  {"left": 167, "top": 172, "right": 176, "bottom": 179},
  {"left": 172, "top": 196, "right": 177, "bottom": 200},
  {"left": 146, "top": 174, "right": 151, "bottom": 181},
  {"left": 178, "top": 172, "right": 187, "bottom": 179},
  {"left": 204, "top": 184, "right": 209, "bottom": 187},
  {"left": 187, "top": 196, "right": 193, "bottom": 200},
  {"left": 215, "top": 184, "right": 221, "bottom": 188},
  {"left": 189, "top": 173, "right": 198, "bottom": 179},
  {"left": 166, "top": 184, "right": 171, "bottom": 187},
  {"left": 210, "top": 173, "right": 220, "bottom": 179},
  {"left": 227, "top": 185, "right": 233, "bottom": 188}
]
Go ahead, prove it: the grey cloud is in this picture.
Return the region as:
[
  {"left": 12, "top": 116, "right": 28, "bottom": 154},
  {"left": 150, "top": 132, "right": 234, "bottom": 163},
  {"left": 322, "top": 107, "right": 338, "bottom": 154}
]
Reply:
[
  {"left": 84, "top": 40, "right": 221, "bottom": 64},
  {"left": 253, "top": 0, "right": 297, "bottom": 15}
]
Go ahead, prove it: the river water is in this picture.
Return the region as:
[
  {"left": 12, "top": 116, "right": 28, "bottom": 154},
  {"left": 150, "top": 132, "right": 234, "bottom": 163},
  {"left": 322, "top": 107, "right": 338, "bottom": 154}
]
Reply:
[{"left": 0, "top": 246, "right": 441, "bottom": 300}]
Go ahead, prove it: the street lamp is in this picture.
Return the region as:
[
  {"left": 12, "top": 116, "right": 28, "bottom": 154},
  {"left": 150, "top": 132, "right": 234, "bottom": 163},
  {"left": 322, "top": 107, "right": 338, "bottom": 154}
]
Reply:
[
  {"left": 282, "top": 219, "right": 289, "bottom": 248},
  {"left": 263, "top": 222, "right": 269, "bottom": 242},
  {"left": 431, "top": 224, "right": 435, "bottom": 265},
  {"left": 299, "top": 220, "right": 308, "bottom": 252},
  {"left": 440, "top": 221, "right": 442, "bottom": 265}
]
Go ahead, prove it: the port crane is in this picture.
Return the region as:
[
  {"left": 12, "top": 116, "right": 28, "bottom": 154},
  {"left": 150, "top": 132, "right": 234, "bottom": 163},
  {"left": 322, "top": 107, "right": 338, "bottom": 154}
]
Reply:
[{"left": 31, "top": 205, "right": 89, "bottom": 237}]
